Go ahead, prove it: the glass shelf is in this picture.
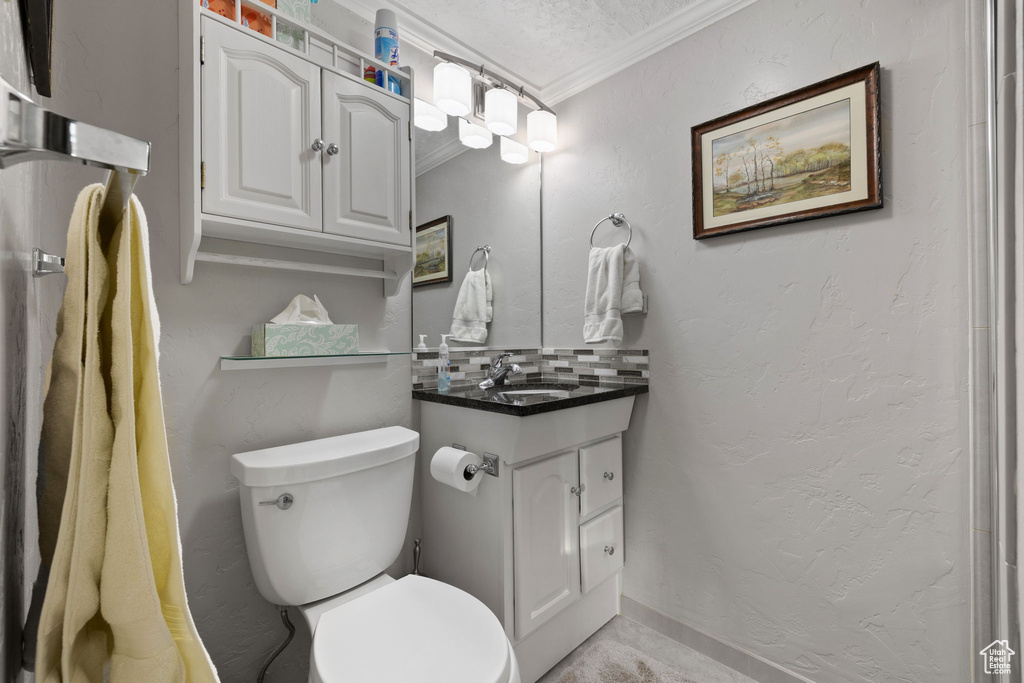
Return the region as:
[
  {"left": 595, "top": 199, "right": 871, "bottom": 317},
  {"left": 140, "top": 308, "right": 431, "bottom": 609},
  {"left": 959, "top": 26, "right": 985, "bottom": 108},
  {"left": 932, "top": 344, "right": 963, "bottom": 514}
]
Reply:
[{"left": 220, "top": 351, "right": 409, "bottom": 371}]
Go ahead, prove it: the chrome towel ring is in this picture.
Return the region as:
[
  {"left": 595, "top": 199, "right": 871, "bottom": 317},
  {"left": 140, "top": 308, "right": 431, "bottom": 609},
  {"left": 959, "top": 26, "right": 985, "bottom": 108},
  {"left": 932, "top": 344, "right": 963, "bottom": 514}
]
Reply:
[
  {"left": 469, "top": 245, "right": 490, "bottom": 272},
  {"left": 590, "top": 213, "right": 632, "bottom": 249}
]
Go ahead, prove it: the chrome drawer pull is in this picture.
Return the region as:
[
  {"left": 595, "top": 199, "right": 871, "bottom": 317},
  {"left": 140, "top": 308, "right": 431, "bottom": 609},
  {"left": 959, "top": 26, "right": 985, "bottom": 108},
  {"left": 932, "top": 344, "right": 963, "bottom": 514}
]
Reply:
[
  {"left": 604, "top": 471, "right": 614, "bottom": 481},
  {"left": 604, "top": 545, "right": 615, "bottom": 555},
  {"left": 259, "top": 493, "right": 294, "bottom": 510},
  {"left": 570, "top": 485, "right": 584, "bottom": 496},
  {"left": 326, "top": 143, "right": 340, "bottom": 156},
  {"left": 311, "top": 138, "right": 325, "bottom": 151}
]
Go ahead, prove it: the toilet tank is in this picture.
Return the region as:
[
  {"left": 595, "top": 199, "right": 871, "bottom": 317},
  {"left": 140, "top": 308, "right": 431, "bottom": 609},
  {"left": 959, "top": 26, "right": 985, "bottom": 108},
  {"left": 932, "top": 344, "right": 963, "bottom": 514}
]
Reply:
[{"left": 230, "top": 426, "right": 419, "bottom": 606}]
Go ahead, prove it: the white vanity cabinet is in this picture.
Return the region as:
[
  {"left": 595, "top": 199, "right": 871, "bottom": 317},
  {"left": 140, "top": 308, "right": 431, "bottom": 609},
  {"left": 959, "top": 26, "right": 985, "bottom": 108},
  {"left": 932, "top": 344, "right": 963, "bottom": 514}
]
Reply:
[
  {"left": 512, "top": 449, "right": 582, "bottom": 639},
  {"left": 419, "top": 398, "right": 635, "bottom": 683}
]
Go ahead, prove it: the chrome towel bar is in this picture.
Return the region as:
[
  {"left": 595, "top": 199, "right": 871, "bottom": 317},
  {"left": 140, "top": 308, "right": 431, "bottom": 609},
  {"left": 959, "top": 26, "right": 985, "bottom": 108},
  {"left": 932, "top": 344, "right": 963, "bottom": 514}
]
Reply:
[{"left": 0, "top": 76, "right": 152, "bottom": 276}]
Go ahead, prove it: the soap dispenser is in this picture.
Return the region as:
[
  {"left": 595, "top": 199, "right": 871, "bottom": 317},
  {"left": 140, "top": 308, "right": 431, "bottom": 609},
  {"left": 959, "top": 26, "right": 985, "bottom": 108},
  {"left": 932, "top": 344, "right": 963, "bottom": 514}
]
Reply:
[
  {"left": 416, "top": 335, "right": 428, "bottom": 352},
  {"left": 437, "top": 334, "right": 452, "bottom": 393}
]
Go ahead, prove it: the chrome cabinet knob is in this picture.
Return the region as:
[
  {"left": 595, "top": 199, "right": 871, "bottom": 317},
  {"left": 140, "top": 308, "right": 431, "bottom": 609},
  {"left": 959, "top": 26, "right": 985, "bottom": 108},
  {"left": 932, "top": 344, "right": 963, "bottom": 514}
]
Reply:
[
  {"left": 570, "top": 485, "right": 583, "bottom": 496},
  {"left": 326, "top": 143, "right": 340, "bottom": 156},
  {"left": 604, "top": 545, "right": 615, "bottom": 555},
  {"left": 604, "top": 471, "right": 614, "bottom": 481},
  {"left": 311, "top": 138, "right": 325, "bottom": 151},
  {"left": 259, "top": 493, "right": 294, "bottom": 510}
]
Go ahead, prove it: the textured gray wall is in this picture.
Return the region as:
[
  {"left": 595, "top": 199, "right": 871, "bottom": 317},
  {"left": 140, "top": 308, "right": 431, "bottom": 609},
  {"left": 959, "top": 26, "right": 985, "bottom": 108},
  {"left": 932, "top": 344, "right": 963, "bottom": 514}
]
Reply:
[
  {"left": 1, "top": 0, "right": 414, "bottom": 681},
  {"left": 541, "top": 0, "right": 970, "bottom": 680},
  {"left": 414, "top": 148, "right": 542, "bottom": 349}
]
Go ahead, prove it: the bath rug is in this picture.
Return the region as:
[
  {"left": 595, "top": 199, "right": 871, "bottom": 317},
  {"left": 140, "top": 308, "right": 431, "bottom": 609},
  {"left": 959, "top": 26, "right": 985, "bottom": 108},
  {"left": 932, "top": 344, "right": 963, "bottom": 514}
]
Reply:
[{"left": 555, "top": 640, "right": 697, "bottom": 683}]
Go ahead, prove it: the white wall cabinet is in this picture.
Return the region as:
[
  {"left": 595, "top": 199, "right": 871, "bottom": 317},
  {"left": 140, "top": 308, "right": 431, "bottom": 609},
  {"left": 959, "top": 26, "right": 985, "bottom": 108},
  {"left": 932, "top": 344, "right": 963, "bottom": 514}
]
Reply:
[
  {"left": 180, "top": 7, "right": 414, "bottom": 289},
  {"left": 202, "top": 19, "right": 323, "bottom": 232},
  {"left": 419, "top": 398, "right": 636, "bottom": 683},
  {"left": 322, "top": 70, "right": 411, "bottom": 245}
]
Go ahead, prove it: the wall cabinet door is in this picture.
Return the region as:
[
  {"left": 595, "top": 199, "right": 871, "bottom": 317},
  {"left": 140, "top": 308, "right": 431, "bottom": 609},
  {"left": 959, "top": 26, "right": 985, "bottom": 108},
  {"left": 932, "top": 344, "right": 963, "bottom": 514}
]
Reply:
[
  {"left": 512, "top": 450, "right": 581, "bottom": 639},
  {"left": 201, "top": 18, "right": 322, "bottom": 231},
  {"left": 321, "top": 70, "right": 411, "bottom": 246}
]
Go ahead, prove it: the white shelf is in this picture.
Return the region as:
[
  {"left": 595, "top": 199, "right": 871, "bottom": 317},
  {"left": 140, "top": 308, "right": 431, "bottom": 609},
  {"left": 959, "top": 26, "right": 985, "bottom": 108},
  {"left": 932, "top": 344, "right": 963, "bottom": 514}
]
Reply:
[{"left": 220, "top": 351, "right": 408, "bottom": 371}]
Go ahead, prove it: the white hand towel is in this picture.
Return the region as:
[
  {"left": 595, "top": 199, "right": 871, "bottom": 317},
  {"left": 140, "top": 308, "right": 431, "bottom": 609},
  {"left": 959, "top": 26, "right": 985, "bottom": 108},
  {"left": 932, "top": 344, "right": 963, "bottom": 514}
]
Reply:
[
  {"left": 584, "top": 244, "right": 626, "bottom": 344},
  {"left": 621, "top": 247, "right": 643, "bottom": 314},
  {"left": 450, "top": 269, "right": 493, "bottom": 343}
]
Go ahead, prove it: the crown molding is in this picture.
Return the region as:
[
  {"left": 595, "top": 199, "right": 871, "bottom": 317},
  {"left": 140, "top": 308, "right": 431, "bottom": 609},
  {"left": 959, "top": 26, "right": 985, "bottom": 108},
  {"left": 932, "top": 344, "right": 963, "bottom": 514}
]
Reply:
[
  {"left": 538, "top": 0, "right": 761, "bottom": 105},
  {"left": 333, "top": 0, "right": 760, "bottom": 108},
  {"left": 415, "top": 137, "right": 467, "bottom": 176}
]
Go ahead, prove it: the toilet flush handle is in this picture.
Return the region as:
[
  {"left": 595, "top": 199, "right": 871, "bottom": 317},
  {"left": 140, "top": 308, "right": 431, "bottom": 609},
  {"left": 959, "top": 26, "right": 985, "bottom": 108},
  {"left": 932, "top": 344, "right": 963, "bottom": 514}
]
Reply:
[{"left": 259, "top": 493, "right": 294, "bottom": 510}]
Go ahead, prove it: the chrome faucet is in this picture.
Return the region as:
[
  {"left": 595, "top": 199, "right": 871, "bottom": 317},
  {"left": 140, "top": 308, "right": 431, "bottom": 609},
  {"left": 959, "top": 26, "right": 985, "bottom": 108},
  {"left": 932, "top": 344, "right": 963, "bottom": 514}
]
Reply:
[{"left": 479, "top": 352, "right": 523, "bottom": 389}]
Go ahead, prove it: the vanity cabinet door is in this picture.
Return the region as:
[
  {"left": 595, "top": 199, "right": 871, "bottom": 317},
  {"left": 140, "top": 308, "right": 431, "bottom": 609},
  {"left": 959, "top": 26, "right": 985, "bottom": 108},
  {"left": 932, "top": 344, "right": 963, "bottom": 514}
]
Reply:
[
  {"left": 579, "top": 435, "right": 623, "bottom": 518},
  {"left": 201, "top": 19, "right": 322, "bottom": 231},
  {"left": 321, "top": 70, "right": 411, "bottom": 246},
  {"left": 512, "top": 450, "right": 581, "bottom": 639}
]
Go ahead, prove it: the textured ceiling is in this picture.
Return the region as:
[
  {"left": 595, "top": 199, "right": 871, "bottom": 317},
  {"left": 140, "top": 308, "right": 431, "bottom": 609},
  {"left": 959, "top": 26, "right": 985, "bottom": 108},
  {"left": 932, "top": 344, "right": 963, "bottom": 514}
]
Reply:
[{"left": 383, "top": 0, "right": 700, "bottom": 91}]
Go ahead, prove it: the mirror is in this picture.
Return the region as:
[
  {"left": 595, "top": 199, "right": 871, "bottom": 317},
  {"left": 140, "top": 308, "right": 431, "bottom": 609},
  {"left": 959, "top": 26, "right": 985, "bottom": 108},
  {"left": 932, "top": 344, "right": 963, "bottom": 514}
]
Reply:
[{"left": 412, "top": 120, "right": 542, "bottom": 349}]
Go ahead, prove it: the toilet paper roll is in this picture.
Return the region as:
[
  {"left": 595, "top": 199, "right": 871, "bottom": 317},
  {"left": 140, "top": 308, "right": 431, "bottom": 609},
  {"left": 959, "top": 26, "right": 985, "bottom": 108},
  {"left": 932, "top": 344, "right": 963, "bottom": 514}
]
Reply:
[{"left": 430, "top": 447, "right": 483, "bottom": 495}]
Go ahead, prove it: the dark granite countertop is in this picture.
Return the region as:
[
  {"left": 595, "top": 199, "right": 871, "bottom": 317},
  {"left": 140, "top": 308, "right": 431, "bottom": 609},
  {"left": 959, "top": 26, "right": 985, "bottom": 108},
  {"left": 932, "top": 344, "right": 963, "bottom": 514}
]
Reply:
[{"left": 412, "top": 382, "right": 649, "bottom": 417}]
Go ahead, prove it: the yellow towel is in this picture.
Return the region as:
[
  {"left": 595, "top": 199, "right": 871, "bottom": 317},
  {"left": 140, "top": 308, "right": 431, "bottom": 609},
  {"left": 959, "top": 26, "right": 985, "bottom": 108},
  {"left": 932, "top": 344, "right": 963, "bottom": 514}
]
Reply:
[{"left": 35, "top": 185, "right": 219, "bottom": 682}]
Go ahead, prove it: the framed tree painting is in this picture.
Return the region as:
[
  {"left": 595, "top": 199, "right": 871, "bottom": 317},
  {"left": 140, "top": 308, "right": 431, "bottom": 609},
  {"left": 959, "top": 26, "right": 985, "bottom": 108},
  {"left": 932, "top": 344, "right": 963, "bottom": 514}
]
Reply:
[
  {"left": 692, "top": 63, "right": 881, "bottom": 239},
  {"left": 413, "top": 215, "right": 453, "bottom": 287}
]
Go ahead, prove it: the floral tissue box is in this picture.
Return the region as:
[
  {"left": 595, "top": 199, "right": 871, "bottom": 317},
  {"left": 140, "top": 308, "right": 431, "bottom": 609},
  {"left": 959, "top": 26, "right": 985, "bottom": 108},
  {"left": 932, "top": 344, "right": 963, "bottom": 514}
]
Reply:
[{"left": 252, "top": 324, "right": 359, "bottom": 357}]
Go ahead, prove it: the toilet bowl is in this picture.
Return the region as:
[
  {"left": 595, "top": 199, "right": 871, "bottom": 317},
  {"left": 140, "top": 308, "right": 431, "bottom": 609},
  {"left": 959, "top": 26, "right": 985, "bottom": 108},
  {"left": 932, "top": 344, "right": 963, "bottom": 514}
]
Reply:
[
  {"left": 231, "top": 427, "right": 519, "bottom": 683},
  {"left": 307, "top": 575, "right": 518, "bottom": 683}
]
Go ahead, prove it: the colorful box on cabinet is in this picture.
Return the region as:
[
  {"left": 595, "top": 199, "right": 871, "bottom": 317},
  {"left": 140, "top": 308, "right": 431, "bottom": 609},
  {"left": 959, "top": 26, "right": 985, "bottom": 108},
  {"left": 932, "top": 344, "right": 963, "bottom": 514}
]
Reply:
[
  {"left": 201, "top": 0, "right": 275, "bottom": 36},
  {"left": 251, "top": 324, "right": 359, "bottom": 357}
]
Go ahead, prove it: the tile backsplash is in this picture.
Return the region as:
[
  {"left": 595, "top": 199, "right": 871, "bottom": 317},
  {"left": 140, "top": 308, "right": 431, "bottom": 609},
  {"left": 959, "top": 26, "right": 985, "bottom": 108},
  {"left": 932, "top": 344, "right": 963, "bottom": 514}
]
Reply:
[{"left": 412, "top": 348, "right": 649, "bottom": 391}]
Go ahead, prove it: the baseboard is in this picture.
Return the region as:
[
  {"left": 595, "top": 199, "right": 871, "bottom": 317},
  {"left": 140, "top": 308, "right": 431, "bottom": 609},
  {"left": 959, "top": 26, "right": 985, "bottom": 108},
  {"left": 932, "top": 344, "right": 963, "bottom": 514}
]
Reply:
[{"left": 620, "top": 596, "right": 815, "bottom": 683}]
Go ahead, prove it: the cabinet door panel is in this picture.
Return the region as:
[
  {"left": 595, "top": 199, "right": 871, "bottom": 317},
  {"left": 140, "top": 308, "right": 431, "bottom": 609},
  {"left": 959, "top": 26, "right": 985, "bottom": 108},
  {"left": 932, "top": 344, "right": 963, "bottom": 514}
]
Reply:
[
  {"left": 512, "top": 450, "right": 581, "bottom": 639},
  {"left": 321, "top": 70, "right": 411, "bottom": 246},
  {"left": 579, "top": 435, "right": 623, "bottom": 518},
  {"left": 201, "top": 19, "right": 322, "bottom": 230},
  {"left": 580, "top": 506, "right": 624, "bottom": 593}
]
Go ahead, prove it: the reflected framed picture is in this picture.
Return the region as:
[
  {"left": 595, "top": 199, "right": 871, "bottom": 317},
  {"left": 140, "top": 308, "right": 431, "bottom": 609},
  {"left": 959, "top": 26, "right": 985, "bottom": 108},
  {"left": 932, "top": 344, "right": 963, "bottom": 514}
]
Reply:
[
  {"left": 692, "top": 63, "right": 881, "bottom": 239},
  {"left": 413, "top": 215, "right": 453, "bottom": 287}
]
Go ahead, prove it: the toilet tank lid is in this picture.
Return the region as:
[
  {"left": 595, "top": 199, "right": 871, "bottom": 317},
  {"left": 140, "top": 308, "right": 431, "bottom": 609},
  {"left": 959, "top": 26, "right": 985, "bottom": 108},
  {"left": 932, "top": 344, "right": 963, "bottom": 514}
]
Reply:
[{"left": 230, "top": 426, "right": 419, "bottom": 487}]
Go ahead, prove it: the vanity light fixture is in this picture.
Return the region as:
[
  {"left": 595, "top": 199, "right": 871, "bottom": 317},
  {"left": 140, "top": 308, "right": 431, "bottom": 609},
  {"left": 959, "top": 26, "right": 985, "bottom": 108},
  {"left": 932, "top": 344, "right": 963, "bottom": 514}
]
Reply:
[
  {"left": 459, "top": 118, "right": 493, "bottom": 149},
  {"left": 500, "top": 137, "right": 529, "bottom": 164},
  {"left": 485, "top": 88, "right": 517, "bottom": 136},
  {"left": 431, "top": 50, "right": 558, "bottom": 153},
  {"left": 414, "top": 98, "right": 447, "bottom": 131},
  {"left": 433, "top": 62, "right": 472, "bottom": 117},
  {"left": 527, "top": 110, "right": 557, "bottom": 153}
]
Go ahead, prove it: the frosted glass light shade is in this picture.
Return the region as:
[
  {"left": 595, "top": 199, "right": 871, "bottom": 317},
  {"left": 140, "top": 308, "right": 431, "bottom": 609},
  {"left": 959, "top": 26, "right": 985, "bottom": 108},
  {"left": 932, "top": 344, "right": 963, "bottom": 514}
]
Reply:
[
  {"left": 414, "top": 98, "right": 447, "bottom": 132},
  {"left": 527, "top": 110, "right": 558, "bottom": 152},
  {"left": 500, "top": 137, "right": 529, "bottom": 164},
  {"left": 485, "top": 88, "right": 518, "bottom": 136},
  {"left": 459, "top": 119, "right": 493, "bottom": 149},
  {"left": 433, "top": 62, "right": 472, "bottom": 117}
]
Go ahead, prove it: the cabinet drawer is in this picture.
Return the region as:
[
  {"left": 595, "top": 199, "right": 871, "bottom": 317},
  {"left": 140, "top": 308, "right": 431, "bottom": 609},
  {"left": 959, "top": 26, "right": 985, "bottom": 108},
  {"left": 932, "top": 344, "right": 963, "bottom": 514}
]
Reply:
[
  {"left": 579, "top": 506, "right": 624, "bottom": 593},
  {"left": 579, "top": 435, "right": 622, "bottom": 517}
]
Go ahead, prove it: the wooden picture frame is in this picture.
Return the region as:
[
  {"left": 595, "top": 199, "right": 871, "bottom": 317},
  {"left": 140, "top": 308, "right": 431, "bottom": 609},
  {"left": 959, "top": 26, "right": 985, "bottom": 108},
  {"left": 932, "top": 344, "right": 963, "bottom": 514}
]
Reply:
[
  {"left": 692, "top": 63, "right": 881, "bottom": 239},
  {"left": 413, "top": 215, "right": 453, "bottom": 287}
]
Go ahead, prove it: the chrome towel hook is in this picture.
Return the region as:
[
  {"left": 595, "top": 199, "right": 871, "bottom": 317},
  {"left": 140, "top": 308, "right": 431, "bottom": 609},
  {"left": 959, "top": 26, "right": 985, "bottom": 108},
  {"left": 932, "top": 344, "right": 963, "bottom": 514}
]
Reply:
[{"left": 590, "top": 213, "right": 632, "bottom": 248}]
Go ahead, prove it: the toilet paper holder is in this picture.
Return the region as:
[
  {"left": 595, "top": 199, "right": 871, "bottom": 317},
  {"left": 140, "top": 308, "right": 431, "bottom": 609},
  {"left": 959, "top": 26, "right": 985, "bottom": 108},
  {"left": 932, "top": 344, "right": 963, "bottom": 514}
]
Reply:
[{"left": 452, "top": 444, "right": 499, "bottom": 479}]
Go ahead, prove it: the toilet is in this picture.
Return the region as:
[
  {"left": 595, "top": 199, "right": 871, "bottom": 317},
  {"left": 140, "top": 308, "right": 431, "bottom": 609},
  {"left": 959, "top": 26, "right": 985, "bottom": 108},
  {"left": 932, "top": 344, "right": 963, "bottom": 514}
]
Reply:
[{"left": 230, "top": 426, "right": 520, "bottom": 683}]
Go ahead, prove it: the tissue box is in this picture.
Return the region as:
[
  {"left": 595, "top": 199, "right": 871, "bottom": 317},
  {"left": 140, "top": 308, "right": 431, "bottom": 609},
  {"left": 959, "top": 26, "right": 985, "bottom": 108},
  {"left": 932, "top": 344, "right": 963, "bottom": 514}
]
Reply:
[{"left": 251, "top": 324, "right": 359, "bottom": 357}]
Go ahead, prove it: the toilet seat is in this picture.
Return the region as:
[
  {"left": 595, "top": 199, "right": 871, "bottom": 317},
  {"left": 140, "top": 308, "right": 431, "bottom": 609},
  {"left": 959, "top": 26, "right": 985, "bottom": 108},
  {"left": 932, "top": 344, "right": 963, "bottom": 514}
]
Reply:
[{"left": 311, "top": 575, "right": 514, "bottom": 683}]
